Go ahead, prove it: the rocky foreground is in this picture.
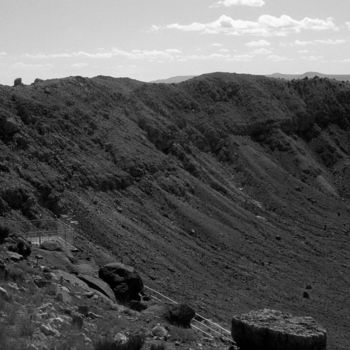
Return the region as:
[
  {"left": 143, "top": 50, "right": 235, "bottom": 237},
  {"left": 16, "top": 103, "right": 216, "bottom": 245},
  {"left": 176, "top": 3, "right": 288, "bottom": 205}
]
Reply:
[{"left": 0, "top": 73, "right": 350, "bottom": 349}]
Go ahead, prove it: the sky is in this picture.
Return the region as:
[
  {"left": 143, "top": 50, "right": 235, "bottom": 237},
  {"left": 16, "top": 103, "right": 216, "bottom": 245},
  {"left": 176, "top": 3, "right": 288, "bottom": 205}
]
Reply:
[{"left": 0, "top": 0, "right": 350, "bottom": 85}]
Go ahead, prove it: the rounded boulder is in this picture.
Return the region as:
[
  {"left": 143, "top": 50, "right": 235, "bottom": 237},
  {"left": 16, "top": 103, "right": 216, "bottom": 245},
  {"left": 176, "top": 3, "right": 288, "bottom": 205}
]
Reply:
[{"left": 98, "top": 262, "right": 143, "bottom": 302}]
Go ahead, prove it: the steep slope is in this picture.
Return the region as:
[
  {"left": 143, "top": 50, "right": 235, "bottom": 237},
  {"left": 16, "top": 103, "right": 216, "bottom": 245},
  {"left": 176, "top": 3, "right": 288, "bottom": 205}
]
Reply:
[{"left": 0, "top": 73, "right": 350, "bottom": 349}]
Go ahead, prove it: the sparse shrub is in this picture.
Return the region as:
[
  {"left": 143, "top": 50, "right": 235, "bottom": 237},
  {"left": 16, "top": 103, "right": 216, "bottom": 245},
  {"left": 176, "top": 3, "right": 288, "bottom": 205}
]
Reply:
[
  {"left": 167, "top": 325, "right": 196, "bottom": 343},
  {"left": 94, "top": 334, "right": 144, "bottom": 350},
  {"left": 5, "top": 265, "right": 25, "bottom": 282}
]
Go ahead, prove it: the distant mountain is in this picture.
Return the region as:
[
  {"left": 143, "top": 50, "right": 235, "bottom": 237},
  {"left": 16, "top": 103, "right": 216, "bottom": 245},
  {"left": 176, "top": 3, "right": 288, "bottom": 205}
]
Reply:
[
  {"left": 151, "top": 75, "right": 195, "bottom": 84},
  {"left": 153, "top": 72, "right": 350, "bottom": 84},
  {"left": 269, "top": 72, "right": 350, "bottom": 81}
]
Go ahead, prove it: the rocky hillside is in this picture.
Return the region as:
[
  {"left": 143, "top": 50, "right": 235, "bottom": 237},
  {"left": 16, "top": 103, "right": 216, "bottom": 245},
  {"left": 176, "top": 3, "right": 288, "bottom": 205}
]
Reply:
[{"left": 0, "top": 73, "right": 350, "bottom": 349}]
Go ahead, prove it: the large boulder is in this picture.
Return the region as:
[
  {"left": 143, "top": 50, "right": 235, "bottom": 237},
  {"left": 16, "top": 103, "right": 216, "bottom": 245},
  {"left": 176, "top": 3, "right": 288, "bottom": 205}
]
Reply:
[
  {"left": 231, "top": 309, "right": 327, "bottom": 350},
  {"left": 0, "top": 111, "right": 20, "bottom": 137},
  {"left": 164, "top": 303, "right": 195, "bottom": 328},
  {"left": 78, "top": 274, "right": 116, "bottom": 302},
  {"left": 98, "top": 262, "right": 143, "bottom": 302}
]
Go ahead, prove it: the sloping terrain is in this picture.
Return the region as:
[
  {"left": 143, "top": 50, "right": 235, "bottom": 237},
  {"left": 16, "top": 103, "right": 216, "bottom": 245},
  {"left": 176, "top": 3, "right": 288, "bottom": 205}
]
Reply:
[
  {"left": 0, "top": 73, "right": 350, "bottom": 349},
  {"left": 270, "top": 72, "right": 350, "bottom": 81}
]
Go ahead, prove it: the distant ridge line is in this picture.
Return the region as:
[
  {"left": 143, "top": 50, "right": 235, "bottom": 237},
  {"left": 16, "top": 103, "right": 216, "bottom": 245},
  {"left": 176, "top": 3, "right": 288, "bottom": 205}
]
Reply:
[{"left": 152, "top": 72, "right": 350, "bottom": 84}]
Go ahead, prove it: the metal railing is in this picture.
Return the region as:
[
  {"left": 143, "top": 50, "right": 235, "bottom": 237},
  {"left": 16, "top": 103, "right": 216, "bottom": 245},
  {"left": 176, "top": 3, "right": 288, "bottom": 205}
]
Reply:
[
  {"left": 0, "top": 217, "right": 75, "bottom": 246},
  {"left": 144, "top": 285, "right": 236, "bottom": 347}
]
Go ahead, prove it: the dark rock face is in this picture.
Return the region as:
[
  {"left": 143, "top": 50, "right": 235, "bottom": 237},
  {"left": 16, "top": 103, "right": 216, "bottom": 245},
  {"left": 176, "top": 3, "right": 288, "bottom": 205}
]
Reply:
[
  {"left": 0, "top": 110, "right": 20, "bottom": 138},
  {"left": 8, "top": 236, "right": 31, "bottom": 258},
  {"left": 165, "top": 303, "right": 195, "bottom": 328},
  {"left": 98, "top": 262, "right": 143, "bottom": 302},
  {"left": 231, "top": 309, "right": 327, "bottom": 350},
  {"left": 14, "top": 78, "right": 23, "bottom": 87}
]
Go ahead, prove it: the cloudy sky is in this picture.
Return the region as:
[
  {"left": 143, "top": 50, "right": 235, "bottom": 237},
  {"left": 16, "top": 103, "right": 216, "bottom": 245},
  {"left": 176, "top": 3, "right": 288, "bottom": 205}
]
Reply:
[{"left": 1, "top": 0, "right": 350, "bottom": 85}]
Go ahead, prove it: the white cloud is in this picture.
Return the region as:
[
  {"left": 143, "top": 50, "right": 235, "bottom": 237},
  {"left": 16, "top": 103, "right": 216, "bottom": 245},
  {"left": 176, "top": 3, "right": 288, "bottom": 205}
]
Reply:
[
  {"left": 302, "top": 55, "right": 323, "bottom": 61},
  {"left": 246, "top": 39, "right": 271, "bottom": 47},
  {"left": 150, "top": 25, "right": 161, "bottom": 32},
  {"left": 251, "top": 47, "right": 272, "bottom": 54},
  {"left": 295, "top": 38, "right": 346, "bottom": 46},
  {"left": 12, "top": 62, "right": 53, "bottom": 70},
  {"left": 267, "top": 54, "right": 291, "bottom": 62},
  {"left": 212, "top": 43, "right": 223, "bottom": 47},
  {"left": 335, "top": 58, "right": 350, "bottom": 63},
  {"left": 212, "top": 0, "right": 265, "bottom": 7},
  {"left": 23, "top": 47, "right": 252, "bottom": 64},
  {"left": 72, "top": 62, "right": 89, "bottom": 68},
  {"left": 165, "top": 15, "right": 338, "bottom": 37},
  {"left": 346, "top": 22, "right": 350, "bottom": 30},
  {"left": 0, "top": 52, "right": 7, "bottom": 56},
  {"left": 25, "top": 48, "right": 183, "bottom": 62}
]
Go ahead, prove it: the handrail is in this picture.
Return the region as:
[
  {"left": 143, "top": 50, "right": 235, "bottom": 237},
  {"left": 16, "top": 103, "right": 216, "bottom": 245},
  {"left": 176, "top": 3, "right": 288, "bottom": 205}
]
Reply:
[{"left": 144, "top": 284, "right": 235, "bottom": 346}]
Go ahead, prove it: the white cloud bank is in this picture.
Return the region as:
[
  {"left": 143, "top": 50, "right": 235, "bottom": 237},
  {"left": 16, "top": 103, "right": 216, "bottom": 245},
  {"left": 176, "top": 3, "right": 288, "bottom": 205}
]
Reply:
[
  {"left": 245, "top": 39, "right": 271, "bottom": 47},
  {"left": 24, "top": 48, "right": 256, "bottom": 63},
  {"left": 295, "top": 39, "right": 346, "bottom": 46},
  {"left": 164, "top": 15, "right": 338, "bottom": 36},
  {"left": 212, "top": 0, "right": 265, "bottom": 7}
]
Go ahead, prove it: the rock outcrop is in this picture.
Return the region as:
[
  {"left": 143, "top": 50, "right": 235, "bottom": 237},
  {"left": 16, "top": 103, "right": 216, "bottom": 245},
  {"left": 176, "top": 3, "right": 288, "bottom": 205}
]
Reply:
[
  {"left": 78, "top": 273, "right": 116, "bottom": 302},
  {"left": 231, "top": 309, "right": 327, "bottom": 350},
  {"left": 98, "top": 262, "right": 143, "bottom": 302}
]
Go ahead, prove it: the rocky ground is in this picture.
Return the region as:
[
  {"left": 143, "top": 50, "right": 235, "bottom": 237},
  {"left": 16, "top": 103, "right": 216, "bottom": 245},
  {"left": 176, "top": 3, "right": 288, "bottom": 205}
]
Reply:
[
  {"left": 0, "top": 73, "right": 350, "bottom": 349},
  {"left": 0, "top": 237, "right": 233, "bottom": 350}
]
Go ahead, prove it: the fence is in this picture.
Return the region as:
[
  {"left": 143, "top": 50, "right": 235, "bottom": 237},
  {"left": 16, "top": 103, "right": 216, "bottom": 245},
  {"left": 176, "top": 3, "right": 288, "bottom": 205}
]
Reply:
[{"left": 0, "top": 217, "right": 75, "bottom": 246}]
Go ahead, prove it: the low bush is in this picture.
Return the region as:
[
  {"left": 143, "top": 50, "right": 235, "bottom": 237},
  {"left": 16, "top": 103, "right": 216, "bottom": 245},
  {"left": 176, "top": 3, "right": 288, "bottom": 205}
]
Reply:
[{"left": 94, "top": 334, "right": 144, "bottom": 350}]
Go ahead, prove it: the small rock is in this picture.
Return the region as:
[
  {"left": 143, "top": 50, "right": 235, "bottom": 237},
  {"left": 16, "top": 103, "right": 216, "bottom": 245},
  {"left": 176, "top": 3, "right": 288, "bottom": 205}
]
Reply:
[
  {"left": 88, "top": 312, "right": 102, "bottom": 319},
  {"left": 40, "top": 324, "right": 60, "bottom": 337},
  {"left": 303, "top": 291, "right": 310, "bottom": 299},
  {"left": 83, "top": 333, "right": 92, "bottom": 343},
  {"left": 114, "top": 332, "right": 128, "bottom": 344},
  {"left": 7, "top": 251, "right": 23, "bottom": 262},
  {"left": 34, "top": 278, "right": 51, "bottom": 289},
  {"left": 152, "top": 324, "right": 168, "bottom": 339},
  {"left": 0, "top": 286, "right": 10, "bottom": 301},
  {"left": 49, "top": 316, "right": 68, "bottom": 328},
  {"left": 7, "top": 282, "right": 19, "bottom": 290}
]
